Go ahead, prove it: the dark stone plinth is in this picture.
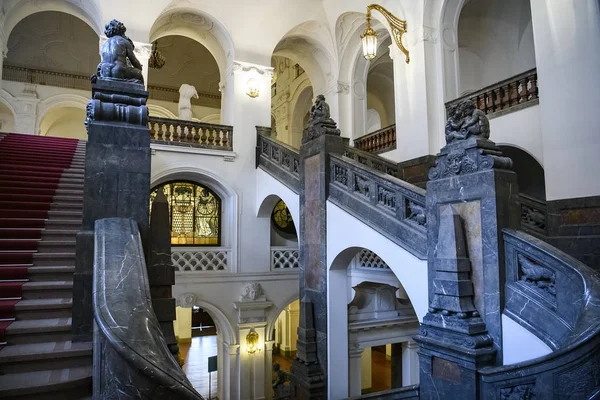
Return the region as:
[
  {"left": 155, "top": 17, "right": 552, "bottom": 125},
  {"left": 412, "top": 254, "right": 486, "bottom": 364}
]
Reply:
[
  {"left": 391, "top": 343, "right": 403, "bottom": 389},
  {"left": 289, "top": 297, "right": 325, "bottom": 399},
  {"left": 425, "top": 136, "right": 519, "bottom": 364},
  {"left": 73, "top": 79, "right": 151, "bottom": 341},
  {"left": 147, "top": 189, "right": 178, "bottom": 356},
  {"left": 415, "top": 205, "right": 496, "bottom": 399}
]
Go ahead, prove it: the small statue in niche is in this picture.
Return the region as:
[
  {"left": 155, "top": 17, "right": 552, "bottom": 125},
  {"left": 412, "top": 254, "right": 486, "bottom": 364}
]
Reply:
[
  {"left": 178, "top": 84, "right": 199, "bottom": 121},
  {"left": 445, "top": 99, "right": 490, "bottom": 144},
  {"left": 94, "top": 20, "right": 144, "bottom": 84}
]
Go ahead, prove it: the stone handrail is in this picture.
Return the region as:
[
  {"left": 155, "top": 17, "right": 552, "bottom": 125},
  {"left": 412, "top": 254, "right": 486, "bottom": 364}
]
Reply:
[
  {"left": 353, "top": 124, "right": 397, "bottom": 154},
  {"left": 2, "top": 64, "right": 219, "bottom": 105},
  {"left": 149, "top": 116, "right": 233, "bottom": 151},
  {"left": 329, "top": 153, "right": 428, "bottom": 259},
  {"left": 477, "top": 229, "right": 600, "bottom": 399},
  {"left": 445, "top": 68, "right": 539, "bottom": 119},
  {"left": 256, "top": 127, "right": 301, "bottom": 193},
  {"left": 343, "top": 146, "right": 401, "bottom": 179},
  {"left": 346, "top": 385, "right": 419, "bottom": 400},
  {"left": 93, "top": 218, "right": 203, "bottom": 399}
]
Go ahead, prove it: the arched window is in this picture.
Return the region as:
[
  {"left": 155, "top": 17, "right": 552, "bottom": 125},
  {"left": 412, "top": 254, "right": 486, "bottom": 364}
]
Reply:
[
  {"left": 150, "top": 181, "right": 221, "bottom": 246},
  {"left": 271, "top": 199, "right": 297, "bottom": 239}
]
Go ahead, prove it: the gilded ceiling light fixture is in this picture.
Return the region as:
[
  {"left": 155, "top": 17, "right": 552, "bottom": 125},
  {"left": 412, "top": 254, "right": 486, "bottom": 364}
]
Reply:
[
  {"left": 148, "top": 40, "right": 166, "bottom": 69},
  {"left": 361, "top": 4, "right": 409, "bottom": 64}
]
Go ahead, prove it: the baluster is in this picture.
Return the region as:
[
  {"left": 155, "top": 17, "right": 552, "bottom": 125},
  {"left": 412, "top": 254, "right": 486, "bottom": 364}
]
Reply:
[
  {"left": 200, "top": 127, "right": 208, "bottom": 145},
  {"left": 207, "top": 129, "right": 215, "bottom": 145},
  {"left": 509, "top": 81, "right": 519, "bottom": 106},
  {"left": 493, "top": 88, "right": 502, "bottom": 112},
  {"left": 156, "top": 123, "right": 164, "bottom": 141},
  {"left": 477, "top": 95, "right": 485, "bottom": 112},
  {"left": 501, "top": 84, "right": 510, "bottom": 109},
  {"left": 193, "top": 127, "right": 200, "bottom": 144},
  {"left": 528, "top": 73, "right": 538, "bottom": 101},
  {"left": 519, "top": 78, "right": 528, "bottom": 103},
  {"left": 171, "top": 123, "right": 179, "bottom": 142},
  {"left": 221, "top": 130, "right": 229, "bottom": 148}
]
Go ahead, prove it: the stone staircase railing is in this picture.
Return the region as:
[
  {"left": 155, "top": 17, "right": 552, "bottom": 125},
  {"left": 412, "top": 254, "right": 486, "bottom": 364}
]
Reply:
[
  {"left": 256, "top": 128, "right": 427, "bottom": 260},
  {"left": 353, "top": 124, "right": 396, "bottom": 154},
  {"left": 148, "top": 117, "right": 233, "bottom": 151},
  {"left": 256, "top": 129, "right": 301, "bottom": 193},
  {"left": 478, "top": 229, "right": 600, "bottom": 399},
  {"left": 271, "top": 247, "right": 300, "bottom": 270},
  {"left": 93, "top": 218, "right": 203, "bottom": 399}
]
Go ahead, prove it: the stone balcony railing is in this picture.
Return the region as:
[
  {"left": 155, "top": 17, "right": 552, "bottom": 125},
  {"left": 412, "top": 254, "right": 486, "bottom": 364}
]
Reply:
[
  {"left": 445, "top": 68, "right": 539, "bottom": 119},
  {"left": 271, "top": 247, "right": 300, "bottom": 271},
  {"left": 171, "top": 247, "right": 232, "bottom": 272},
  {"left": 148, "top": 117, "right": 233, "bottom": 151},
  {"left": 353, "top": 124, "right": 396, "bottom": 154}
]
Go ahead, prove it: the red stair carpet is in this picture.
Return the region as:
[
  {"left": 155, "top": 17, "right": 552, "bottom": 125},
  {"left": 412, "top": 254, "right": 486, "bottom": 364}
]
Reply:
[{"left": 0, "top": 133, "right": 78, "bottom": 348}]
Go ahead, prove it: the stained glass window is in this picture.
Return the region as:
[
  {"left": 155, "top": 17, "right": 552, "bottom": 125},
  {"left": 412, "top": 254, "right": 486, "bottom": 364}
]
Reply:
[
  {"left": 150, "top": 181, "right": 221, "bottom": 246},
  {"left": 271, "top": 200, "right": 296, "bottom": 236}
]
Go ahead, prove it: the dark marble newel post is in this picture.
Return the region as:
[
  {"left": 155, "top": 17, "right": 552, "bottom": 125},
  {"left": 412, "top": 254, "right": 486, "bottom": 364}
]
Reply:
[
  {"left": 289, "top": 95, "right": 345, "bottom": 399},
  {"left": 72, "top": 21, "right": 152, "bottom": 341},
  {"left": 415, "top": 99, "right": 520, "bottom": 399}
]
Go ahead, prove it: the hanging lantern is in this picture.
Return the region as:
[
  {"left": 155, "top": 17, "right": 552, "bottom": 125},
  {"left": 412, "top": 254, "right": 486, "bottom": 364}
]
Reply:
[{"left": 361, "top": 15, "right": 379, "bottom": 61}]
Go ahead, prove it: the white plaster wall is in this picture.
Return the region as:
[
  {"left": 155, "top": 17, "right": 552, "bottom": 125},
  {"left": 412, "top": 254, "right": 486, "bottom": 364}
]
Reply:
[
  {"left": 327, "top": 202, "right": 428, "bottom": 321},
  {"left": 255, "top": 168, "right": 300, "bottom": 230},
  {"left": 502, "top": 314, "right": 551, "bottom": 365},
  {"left": 40, "top": 106, "right": 87, "bottom": 139},
  {"left": 492, "top": 104, "right": 543, "bottom": 165}
]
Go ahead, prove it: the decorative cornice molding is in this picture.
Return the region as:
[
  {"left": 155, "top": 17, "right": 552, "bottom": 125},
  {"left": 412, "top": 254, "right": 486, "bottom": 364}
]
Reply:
[
  {"left": 231, "top": 60, "right": 273, "bottom": 79},
  {"left": 411, "top": 25, "right": 437, "bottom": 46},
  {"left": 133, "top": 41, "right": 153, "bottom": 61}
]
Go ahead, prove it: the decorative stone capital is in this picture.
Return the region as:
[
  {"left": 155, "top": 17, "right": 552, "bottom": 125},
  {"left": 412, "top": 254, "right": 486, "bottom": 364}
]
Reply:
[
  {"left": 85, "top": 80, "right": 149, "bottom": 130},
  {"left": 348, "top": 282, "right": 402, "bottom": 322},
  {"left": 133, "top": 41, "right": 152, "bottom": 61},
  {"left": 411, "top": 25, "right": 437, "bottom": 46},
  {"left": 176, "top": 292, "right": 197, "bottom": 308}
]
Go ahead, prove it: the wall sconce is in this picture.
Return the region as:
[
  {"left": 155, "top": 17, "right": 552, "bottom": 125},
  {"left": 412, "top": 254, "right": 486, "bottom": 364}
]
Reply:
[
  {"left": 246, "top": 78, "right": 260, "bottom": 98},
  {"left": 246, "top": 328, "right": 259, "bottom": 354},
  {"left": 361, "top": 4, "right": 409, "bottom": 64}
]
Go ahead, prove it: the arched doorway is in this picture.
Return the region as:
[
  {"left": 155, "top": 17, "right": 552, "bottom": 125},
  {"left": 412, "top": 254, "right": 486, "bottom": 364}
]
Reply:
[{"left": 328, "top": 247, "right": 420, "bottom": 398}]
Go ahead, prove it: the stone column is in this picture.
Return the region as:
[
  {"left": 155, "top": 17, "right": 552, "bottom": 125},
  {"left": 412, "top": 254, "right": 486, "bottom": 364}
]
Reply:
[
  {"left": 401, "top": 340, "right": 419, "bottom": 386},
  {"left": 233, "top": 282, "right": 272, "bottom": 400},
  {"left": 390, "top": 342, "right": 403, "bottom": 388},
  {"left": 289, "top": 95, "right": 346, "bottom": 399},
  {"left": 530, "top": 0, "right": 600, "bottom": 200},
  {"left": 288, "top": 301, "right": 299, "bottom": 353},
  {"left": 73, "top": 79, "right": 152, "bottom": 341},
  {"left": 0, "top": 28, "right": 7, "bottom": 88},
  {"left": 348, "top": 345, "right": 364, "bottom": 397},
  {"left": 264, "top": 340, "right": 275, "bottom": 400},
  {"left": 223, "top": 342, "right": 240, "bottom": 400}
]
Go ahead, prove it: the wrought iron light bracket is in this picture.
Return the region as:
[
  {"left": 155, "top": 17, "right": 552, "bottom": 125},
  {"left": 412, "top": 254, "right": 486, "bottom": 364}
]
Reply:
[{"left": 365, "top": 4, "right": 409, "bottom": 64}]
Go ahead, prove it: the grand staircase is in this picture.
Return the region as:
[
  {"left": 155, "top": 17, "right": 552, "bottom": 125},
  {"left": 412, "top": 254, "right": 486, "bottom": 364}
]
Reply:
[{"left": 0, "top": 133, "right": 91, "bottom": 399}]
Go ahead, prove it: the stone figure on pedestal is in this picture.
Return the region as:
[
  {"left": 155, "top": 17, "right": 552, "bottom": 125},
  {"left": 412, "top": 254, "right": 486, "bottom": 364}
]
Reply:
[
  {"left": 178, "top": 84, "right": 199, "bottom": 121},
  {"left": 445, "top": 99, "right": 490, "bottom": 144},
  {"left": 302, "top": 94, "right": 340, "bottom": 144},
  {"left": 95, "top": 20, "right": 144, "bottom": 84}
]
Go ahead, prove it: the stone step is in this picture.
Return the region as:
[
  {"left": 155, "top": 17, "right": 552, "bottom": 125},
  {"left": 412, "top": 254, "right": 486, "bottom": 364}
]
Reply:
[
  {"left": 50, "top": 204, "right": 83, "bottom": 213},
  {"left": 0, "top": 341, "right": 92, "bottom": 374},
  {"left": 5, "top": 317, "right": 72, "bottom": 345},
  {"left": 37, "top": 240, "right": 76, "bottom": 253},
  {"left": 47, "top": 211, "right": 82, "bottom": 220},
  {"left": 33, "top": 252, "right": 75, "bottom": 267},
  {"left": 0, "top": 365, "right": 92, "bottom": 399},
  {"left": 22, "top": 280, "right": 73, "bottom": 299},
  {"left": 14, "top": 298, "right": 73, "bottom": 319},
  {"left": 43, "top": 220, "right": 82, "bottom": 230},
  {"left": 41, "top": 229, "right": 80, "bottom": 241},
  {"left": 56, "top": 182, "right": 84, "bottom": 190},
  {"left": 27, "top": 266, "right": 75, "bottom": 282},
  {"left": 54, "top": 189, "right": 83, "bottom": 196},
  {"left": 57, "top": 177, "right": 84, "bottom": 185}
]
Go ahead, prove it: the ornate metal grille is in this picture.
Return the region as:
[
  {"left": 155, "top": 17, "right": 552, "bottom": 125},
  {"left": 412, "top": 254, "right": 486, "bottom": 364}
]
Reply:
[{"left": 151, "top": 181, "right": 221, "bottom": 246}]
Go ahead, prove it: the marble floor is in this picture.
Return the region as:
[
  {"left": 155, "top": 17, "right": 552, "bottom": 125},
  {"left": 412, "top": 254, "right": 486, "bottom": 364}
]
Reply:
[{"left": 180, "top": 336, "right": 219, "bottom": 399}]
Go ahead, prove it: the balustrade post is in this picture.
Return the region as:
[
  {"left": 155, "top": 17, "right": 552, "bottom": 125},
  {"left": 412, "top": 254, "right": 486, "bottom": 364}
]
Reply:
[
  {"left": 528, "top": 73, "right": 538, "bottom": 101},
  {"left": 415, "top": 100, "right": 521, "bottom": 399},
  {"left": 519, "top": 78, "right": 528, "bottom": 103}
]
